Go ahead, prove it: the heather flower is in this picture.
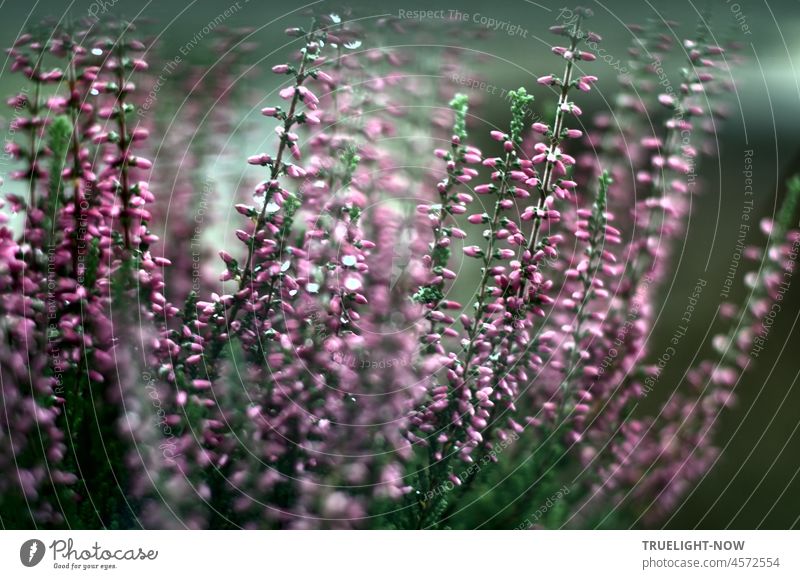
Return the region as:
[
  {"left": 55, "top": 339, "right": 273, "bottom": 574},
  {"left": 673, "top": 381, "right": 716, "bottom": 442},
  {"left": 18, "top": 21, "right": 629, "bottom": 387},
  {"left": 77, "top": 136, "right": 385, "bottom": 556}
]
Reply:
[
  {"left": 4, "top": 32, "right": 61, "bottom": 206},
  {"left": 0, "top": 207, "right": 68, "bottom": 526},
  {"left": 556, "top": 171, "right": 621, "bottom": 434},
  {"left": 0, "top": 9, "right": 785, "bottom": 533},
  {"left": 92, "top": 28, "right": 154, "bottom": 250}
]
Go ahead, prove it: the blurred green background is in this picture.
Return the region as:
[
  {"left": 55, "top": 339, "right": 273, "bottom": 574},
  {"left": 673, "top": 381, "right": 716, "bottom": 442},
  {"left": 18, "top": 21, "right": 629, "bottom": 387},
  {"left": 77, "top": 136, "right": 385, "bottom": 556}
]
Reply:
[{"left": 1, "top": 0, "right": 799, "bottom": 529}]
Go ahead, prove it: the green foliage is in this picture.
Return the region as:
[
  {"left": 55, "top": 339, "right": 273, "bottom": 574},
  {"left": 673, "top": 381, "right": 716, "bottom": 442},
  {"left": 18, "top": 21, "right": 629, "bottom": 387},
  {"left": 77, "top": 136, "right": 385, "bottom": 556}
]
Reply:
[
  {"left": 449, "top": 93, "right": 469, "bottom": 141},
  {"left": 412, "top": 284, "right": 444, "bottom": 305},
  {"left": 83, "top": 238, "right": 101, "bottom": 288},
  {"left": 597, "top": 170, "right": 611, "bottom": 209},
  {"left": 46, "top": 116, "right": 71, "bottom": 203},
  {"left": 448, "top": 430, "right": 578, "bottom": 529},
  {"left": 338, "top": 144, "right": 361, "bottom": 191},
  {"left": 588, "top": 170, "right": 611, "bottom": 242},
  {"left": 777, "top": 175, "right": 800, "bottom": 234},
  {"left": 43, "top": 115, "right": 72, "bottom": 241},
  {"left": 509, "top": 88, "right": 535, "bottom": 145},
  {"left": 430, "top": 243, "right": 451, "bottom": 270}
]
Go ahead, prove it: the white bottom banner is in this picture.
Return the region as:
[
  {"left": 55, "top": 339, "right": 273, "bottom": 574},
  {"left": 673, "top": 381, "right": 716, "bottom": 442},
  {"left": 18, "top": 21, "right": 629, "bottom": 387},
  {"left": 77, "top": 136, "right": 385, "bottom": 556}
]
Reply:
[{"left": 0, "top": 531, "right": 797, "bottom": 578}]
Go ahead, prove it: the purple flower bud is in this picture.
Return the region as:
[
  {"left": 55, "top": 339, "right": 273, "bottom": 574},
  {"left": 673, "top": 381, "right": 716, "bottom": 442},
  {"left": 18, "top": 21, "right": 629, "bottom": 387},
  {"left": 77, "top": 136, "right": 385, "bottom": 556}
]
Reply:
[{"left": 463, "top": 246, "right": 483, "bottom": 257}]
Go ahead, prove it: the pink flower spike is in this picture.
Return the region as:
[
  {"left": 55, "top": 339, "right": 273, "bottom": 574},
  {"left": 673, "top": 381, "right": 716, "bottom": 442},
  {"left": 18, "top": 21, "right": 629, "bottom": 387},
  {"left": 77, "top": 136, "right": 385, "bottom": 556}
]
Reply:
[
  {"left": 279, "top": 86, "right": 295, "bottom": 101},
  {"left": 129, "top": 156, "right": 152, "bottom": 169},
  {"left": 298, "top": 86, "right": 319, "bottom": 109},
  {"left": 286, "top": 164, "right": 306, "bottom": 178},
  {"left": 248, "top": 154, "right": 272, "bottom": 166},
  {"left": 576, "top": 77, "right": 595, "bottom": 92},
  {"left": 497, "top": 249, "right": 516, "bottom": 260},
  {"left": 583, "top": 366, "right": 600, "bottom": 377},
  {"left": 658, "top": 94, "right": 675, "bottom": 107},
  {"left": 463, "top": 245, "right": 483, "bottom": 258}
]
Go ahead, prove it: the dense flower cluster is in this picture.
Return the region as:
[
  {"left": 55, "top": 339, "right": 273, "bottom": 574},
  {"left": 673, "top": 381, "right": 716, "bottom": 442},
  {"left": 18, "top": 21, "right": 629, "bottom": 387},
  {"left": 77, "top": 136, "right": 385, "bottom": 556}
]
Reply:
[{"left": 0, "top": 10, "right": 796, "bottom": 530}]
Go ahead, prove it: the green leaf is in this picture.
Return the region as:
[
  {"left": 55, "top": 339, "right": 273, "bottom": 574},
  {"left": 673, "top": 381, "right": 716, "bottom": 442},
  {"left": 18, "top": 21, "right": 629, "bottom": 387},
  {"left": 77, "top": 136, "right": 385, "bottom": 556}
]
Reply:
[{"left": 449, "top": 93, "right": 469, "bottom": 141}]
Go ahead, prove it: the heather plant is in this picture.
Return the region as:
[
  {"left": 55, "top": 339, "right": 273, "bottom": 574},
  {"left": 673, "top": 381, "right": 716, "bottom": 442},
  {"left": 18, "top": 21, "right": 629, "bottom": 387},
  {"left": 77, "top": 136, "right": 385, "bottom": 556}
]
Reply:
[{"left": 0, "top": 8, "right": 797, "bottom": 530}]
